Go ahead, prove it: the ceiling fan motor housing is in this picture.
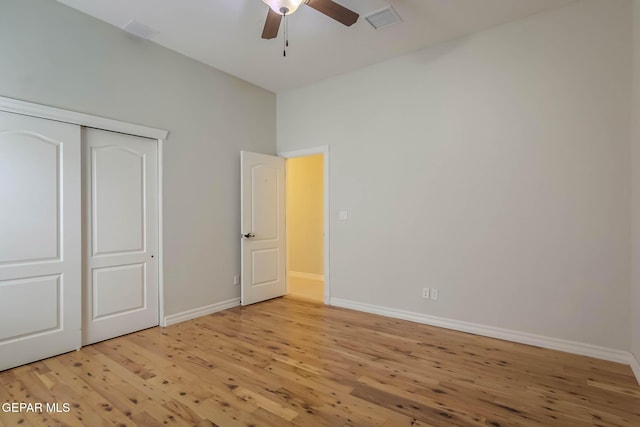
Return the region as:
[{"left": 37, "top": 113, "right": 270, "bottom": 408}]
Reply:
[
  {"left": 261, "top": 0, "right": 359, "bottom": 41},
  {"left": 263, "top": 0, "right": 306, "bottom": 15}
]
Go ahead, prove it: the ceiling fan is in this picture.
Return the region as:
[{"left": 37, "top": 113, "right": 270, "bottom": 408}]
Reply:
[{"left": 260, "top": 0, "right": 359, "bottom": 40}]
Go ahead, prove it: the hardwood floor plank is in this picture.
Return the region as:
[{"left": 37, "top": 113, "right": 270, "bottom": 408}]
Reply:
[{"left": 1, "top": 298, "right": 639, "bottom": 426}]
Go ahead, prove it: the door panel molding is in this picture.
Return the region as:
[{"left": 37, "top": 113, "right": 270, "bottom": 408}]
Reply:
[
  {"left": 0, "top": 131, "right": 62, "bottom": 265},
  {"left": 0, "top": 274, "right": 61, "bottom": 342},
  {"left": 91, "top": 145, "right": 147, "bottom": 256},
  {"left": 92, "top": 262, "right": 147, "bottom": 320}
]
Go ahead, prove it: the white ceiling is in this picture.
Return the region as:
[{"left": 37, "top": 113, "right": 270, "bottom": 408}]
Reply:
[{"left": 56, "top": 0, "right": 576, "bottom": 93}]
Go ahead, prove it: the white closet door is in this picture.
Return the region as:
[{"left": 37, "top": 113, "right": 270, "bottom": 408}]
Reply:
[
  {"left": 83, "top": 128, "right": 159, "bottom": 345},
  {"left": 0, "top": 111, "right": 81, "bottom": 371}
]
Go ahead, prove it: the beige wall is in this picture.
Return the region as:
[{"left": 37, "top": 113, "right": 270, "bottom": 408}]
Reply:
[
  {"left": 631, "top": 0, "right": 640, "bottom": 364},
  {"left": 278, "top": 0, "right": 632, "bottom": 350},
  {"left": 0, "top": 0, "right": 276, "bottom": 316},
  {"left": 287, "top": 155, "right": 324, "bottom": 276}
]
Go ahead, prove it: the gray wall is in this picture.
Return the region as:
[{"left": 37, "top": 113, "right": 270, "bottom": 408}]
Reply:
[
  {"left": 631, "top": 0, "right": 640, "bottom": 365},
  {"left": 0, "top": 0, "right": 276, "bottom": 316},
  {"left": 278, "top": 0, "right": 632, "bottom": 350}
]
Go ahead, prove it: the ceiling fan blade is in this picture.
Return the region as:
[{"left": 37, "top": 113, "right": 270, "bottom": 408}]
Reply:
[
  {"left": 305, "top": 0, "right": 359, "bottom": 26},
  {"left": 262, "top": 8, "right": 282, "bottom": 39}
]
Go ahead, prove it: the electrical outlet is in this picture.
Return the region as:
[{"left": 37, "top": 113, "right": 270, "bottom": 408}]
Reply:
[
  {"left": 422, "top": 288, "right": 430, "bottom": 299},
  {"left": 430, "top": 289, "right": 439, "bottom": 300},
  {"left": 234, "top": 275, "right": 240, "bottom": 286}
]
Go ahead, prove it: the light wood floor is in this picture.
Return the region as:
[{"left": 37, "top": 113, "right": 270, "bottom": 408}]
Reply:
[
  {"left": 287, "top": 277, "right": 324, "bottom": 303},
  {"left": 1, "top": 297, "right": 639, "bottom": 427}
]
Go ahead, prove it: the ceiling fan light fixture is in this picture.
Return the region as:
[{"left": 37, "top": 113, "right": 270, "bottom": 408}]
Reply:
[{"left": 262, "top": 0, "right": 305, "bottom": 15}]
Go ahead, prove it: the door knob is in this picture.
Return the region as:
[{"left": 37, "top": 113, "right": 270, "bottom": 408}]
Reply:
[{"left": 243, "top": 233, "right": 256, "bottom": 238}]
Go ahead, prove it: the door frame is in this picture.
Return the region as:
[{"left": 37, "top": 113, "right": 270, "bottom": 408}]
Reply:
[
  {"left": 278, "top": 145, "right": 331, "bottom": 304},
  {"left": 0, "top": 95, "right": 169, "bottom": 329}
]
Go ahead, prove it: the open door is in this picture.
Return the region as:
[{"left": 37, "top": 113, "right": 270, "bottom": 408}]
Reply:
[{"left": 241, "top": 151, "right": 286, "bottom": 306}]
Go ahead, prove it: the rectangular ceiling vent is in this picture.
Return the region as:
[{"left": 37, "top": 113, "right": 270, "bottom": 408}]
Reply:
[
  {"left": 121, "top": 20, "right": 159, "bottom": 40},
  {"left": 365, "top": 6, "right": 402, "bottom": 30}
]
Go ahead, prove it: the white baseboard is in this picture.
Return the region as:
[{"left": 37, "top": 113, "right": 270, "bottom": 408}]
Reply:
[
  {"left": 163, "top": 297, "right": 240, "bottom": 326},
  {"left": 288, "top": 271, "right": 324, "bottom": 282},
  {"left": 330, "top": 298, "right": 634, "bottom": 367},
  {"left": 630, "top": 353, "right": 640, "bottom": 385}
]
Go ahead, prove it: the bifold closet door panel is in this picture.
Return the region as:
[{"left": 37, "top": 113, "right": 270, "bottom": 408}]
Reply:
[
  {"left": 83, "top": 128, "right": 159, "bottom": 345},
  {"left": 0, "top": 111, "right": 82, "bottom": 371}
]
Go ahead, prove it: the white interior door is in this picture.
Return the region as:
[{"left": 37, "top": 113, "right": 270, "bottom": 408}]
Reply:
[
  {"left": 241, "top": 151, "right": 286, "bottom": 305},
  {"left": 0, "top": 111, "right": 81, "bottom": 371},
  {"left": 84, "top": 128, "right": 159, "bottom": 345}
]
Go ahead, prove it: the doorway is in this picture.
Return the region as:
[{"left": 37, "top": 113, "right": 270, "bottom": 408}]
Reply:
[
  {"left": 286, "top": 154, "right": 324, "bottom": 302},
  {"left": 240, "top": 146, "right": 330, "bottom": 306}
]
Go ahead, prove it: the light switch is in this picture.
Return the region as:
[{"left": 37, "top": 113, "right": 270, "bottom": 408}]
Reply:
[{"left": 339, "top": 210, "right": 349, "bottom": 221}]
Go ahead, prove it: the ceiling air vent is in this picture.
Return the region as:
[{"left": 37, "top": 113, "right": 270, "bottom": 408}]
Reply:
[
  {"left": 365, "top": 6, "right": 402, "bottom": 30},
  {"left": 121, "top": 20, "right": 159, "bottom": 40}
]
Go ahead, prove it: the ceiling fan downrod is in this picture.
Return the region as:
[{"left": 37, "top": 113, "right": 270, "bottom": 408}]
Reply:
[{"left": 281, "top": 7, "right": 289, "bottom": 57}]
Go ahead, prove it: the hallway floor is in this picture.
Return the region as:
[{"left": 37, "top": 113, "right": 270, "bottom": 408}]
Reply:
[{"left": 287, "top": 276, "right": 323, "bottom": 303}]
